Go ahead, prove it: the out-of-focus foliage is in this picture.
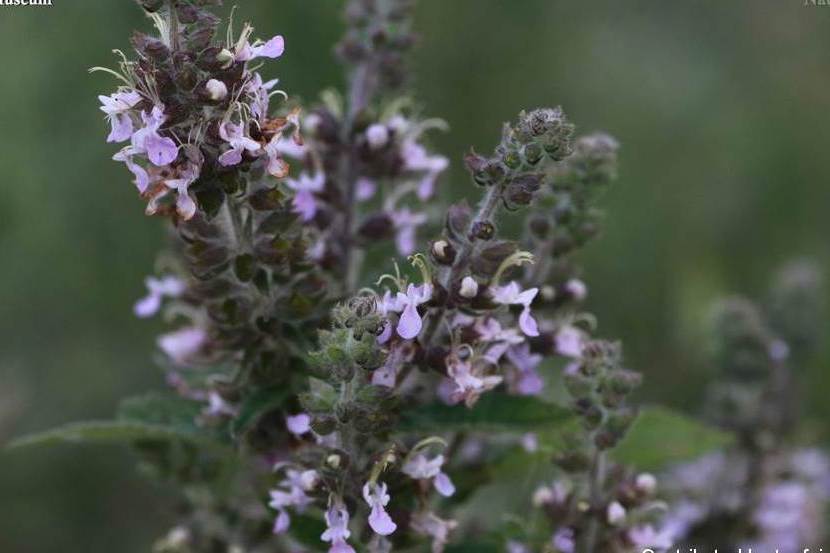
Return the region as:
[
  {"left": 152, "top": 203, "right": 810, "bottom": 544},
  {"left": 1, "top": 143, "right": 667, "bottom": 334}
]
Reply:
[{"left": 0, "top": 1, "right": 828, "bottom": 552}]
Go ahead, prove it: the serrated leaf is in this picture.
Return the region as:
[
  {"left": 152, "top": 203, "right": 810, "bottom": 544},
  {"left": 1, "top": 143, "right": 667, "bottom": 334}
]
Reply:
[
  {"left": 398, "top": 394, "right": 573, "bottom": 432},
  {"left": 231, "top": 386, "right": 291, "bottom": 437},
  {"left": 6, "top": 420, "right": 227, "bottom": 451},
  {"left": 613, "top": 405, "right": 732, "bottom": 471}
]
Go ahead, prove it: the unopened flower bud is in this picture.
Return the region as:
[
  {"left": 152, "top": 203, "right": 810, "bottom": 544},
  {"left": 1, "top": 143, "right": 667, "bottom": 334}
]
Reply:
[
  {"left": 532, "top": 486, "right": 554, "bottom": 507},
  {"left": 216, "top": 48, "right": 235, "bottom": 66},
  {"left": 327, "top": 454, "right": 342, "bottom": 468},
  {"left": 431, "top": 239, "right": 456, "bottom": 265},
  {"left": 459, "top": 276, "right": 479, "bottom": 299},
  {"left": 470, "top": 220, "right": 495, "bottom": 241},
  {"left": 635, "top": 473, "right": 657, "bottom": 495},
  {"left": 366, "top": 123, "right": 389, "bottom": 149},
  {"left": 606, "top": 501, "right": 626, "bottom": 525},
  {"left": 205, "top": 79, "right": 228, "bottom": 101},
  {"left": 565, "top": 278, "right": 588, "bottom": 301},
  {"left": 541, "top": 285, "right": 556, "bottom": 301}
]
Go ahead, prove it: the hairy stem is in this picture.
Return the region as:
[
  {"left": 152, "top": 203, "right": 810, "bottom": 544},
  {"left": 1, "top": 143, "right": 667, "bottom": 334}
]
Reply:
[
  {"left": 421, "top": 181, "right": 506, "bottom": 345},
  {"left": 579, "top": 449, "right": 606, "bottom": 553}
]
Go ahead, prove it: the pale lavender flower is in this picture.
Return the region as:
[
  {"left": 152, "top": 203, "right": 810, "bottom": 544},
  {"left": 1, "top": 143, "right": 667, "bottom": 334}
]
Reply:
[
  {"left": 555, "top": 326, "right": 584, "bottom": 358},
  {"left": 490, "top": 281, "right": 540, "bottom": 337},
  {"left": 157, "top": 326, "right": 207, "bottom": 365},
  {"left": 551, "top": 528, "right": 575, "bottom": 553},
  {"left": 520, "top": 432, "right": 538, "bottom": 453},
  {"left": 148, "top": 157, "right": 201, "bottom": 220},
  {"left": 375, "top": 290, "right": 400, "bottom": 344},
  {"left": 286, "top": 172, "right": 325, "bottom": 221},
  {"left": 131, "top": 106, "right": 179, "bottom": 166},
  {"left": 391, "top": 208, "right": 427, "bottom": 256},
  {"left": 363, "top": 482, "right": 397, "bottom": 536},
  {"left": 628, "top": 525, "right": 673, "bottom": 552},
  {"left": 204, "top": 391, "right": 236, "bottom": 417},
  {"left": 401, "top": 139, "right": 449, "bottom": 200},
  {"left": 394, "top": 283, "right": 433, "bottom": 339},
  {"left": 269, "top": 468, "right": 318, "bottom": 534},
  {"left": 236, "top": 35, "right": 285, "bottom": 63},
  {"left": 321, "top": 503, "right": 355, "bottom": 553},
  {"left": 372, "top": 342, "right": 414, "bottom": 388},
  {"left": 446, "top": 355, "right": 503, "bottom": 407},
  {"left": 564, "top": 278, "right": 588, "bottom": 301},
  {"left": 410, "top": 511, "right": 457, "bottom": 553},
  {"left": 134, "top": 275, "right": 184, "bottom": 318},
  {"left": 245, "top": 73, "right": 279, "bottom": 121},
  {"left": 474, "top": 317, "right": 524, "bottom": 363},
  {"left": 112, "top": 149, "right": 151, "bottom": 193},
  {"left": 285, "top": 413, "right": 311, "bottom": 437},
  {"left": 366, "top": 123, "right": 390, "bottom": 150},
  {"left": 606, "top": 501, "right": 626, "bottom": 525},
  {"left": 402, "top": 453, "right": 455, "bottom": 497},
  {"left": 505, "top": 343, "right": 544, "bottom": 396},
  {"left": 98, "top": 89, "right": 141, "bottom": 143},
  {"left": 356, "top": 177, "right": 377, "bottom": 201},
  {"left": 218, "top": 121, "right": 261, "bottom": 166}
]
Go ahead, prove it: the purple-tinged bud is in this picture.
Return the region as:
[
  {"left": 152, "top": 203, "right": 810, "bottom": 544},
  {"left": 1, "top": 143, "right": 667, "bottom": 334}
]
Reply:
[
  {"left": 523, "top": 143, "right": 543, "bottom": 165},
  {"left": 366, "top": 123, "right": 389, "bottom": 150},
  {"left": 607, "top": 501, "right": 626, "bottom": 525}
]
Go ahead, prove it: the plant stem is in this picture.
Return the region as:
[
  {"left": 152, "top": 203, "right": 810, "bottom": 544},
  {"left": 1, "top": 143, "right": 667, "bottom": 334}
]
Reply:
[
  {"left": 421, "top": 181, "right": 505, "bottom": 345},
  {"left": 578, "top": 448, "right": 606, "bottom": 553}
]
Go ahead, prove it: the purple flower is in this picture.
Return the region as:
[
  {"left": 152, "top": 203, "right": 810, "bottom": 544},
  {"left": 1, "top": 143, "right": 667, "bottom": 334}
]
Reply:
[
  {"left": 552, "top": 528, "right": 575, "bottom": 553},
  {"left": 98, "top": 90, "right": 141, "bottom": 143},
  {"left": 394, "top": 283, "right": 433, "bottom": 340},
  {"left": 391, "top": 208, "right": 427, "bottom": 256},
  {"left": 555, "top": 326, "right": 584, "bottom": 358},
  {"left": 446, "top": 354, "right": 503, "bottom": 406},
  {"left": 218, "top": 121, "right": 261, "bottom": 166},
  {"left": 490, "top": 282, "right": 540, "bottom": 337},
  {"left": 157, "top": 326, "right": 207, "bottom": 365},
  {"left": 474, "top": 317, "right": 524, "bottom": 364},
  {"left": 112, "top": 149, "right": 151, "bottom": 193},
  {"left": 366, "top": 124, "right": 390, "bottom": 150},
  {"left": 356, "top": 177, "right": 377, "bottom": 201},
  {"left": 321, "top": 503, "right": 355, "bottom": 553},
  {"left": 401, "top": 139, "right": 449, "bottom": 200},
  {"left": 505, "top": 343, "right": 544, "bottom": 396},
  {"left": 131, "top": 106, "right": 179, "bottom": 166},
  {"left": 236, "top": 35, "right": 285, "bottom": 63},
  {"left": 410, "top": 511, "right": 457, "bottom": 553},
  {"left": 147, "top": 158, "right": 201, "bottom": 220},
  {"left": 402, "top": 453, "right": 456, "bottom": 497},
  {"left": 564, "top": 278, "right": 588, "bottom": 301},
  {"left": 628, "top": 525, "right": 673, "bottom": 552},
  {"left": 286, "top": 172, "right": 325, "bottom": 221},
  {"left": 134, "top": 275, "right": 185, "bottom": 318},
  {"left": 269, "top": 468, "right": 318, "bottom": 534},
  {"left": 372, "top": 342, "right": 412, "bottom": 387},
  {"left": 246, "top": 72, "right": 280, "bottom": 122},
  {"left": 204, "top": 391, "right": 236, "bottom": 417},
  {"left": 363, "top": 482, "right": 397, "bottom": 536},
  {"left": 285, "top": 413, "right": 311, "bottom": 437}
]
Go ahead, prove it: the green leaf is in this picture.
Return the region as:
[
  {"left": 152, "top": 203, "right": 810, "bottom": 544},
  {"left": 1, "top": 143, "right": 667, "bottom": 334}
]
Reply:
[
  {"left": 613, "top": 405, "right": 732, "bottom": 471},
  {"left": 7, "top": 392, "right": 232, "bottom": 453},
  {"left": 398, "top": 394, "right": 573, "bottom": 432},
  {"left": 231, "top": 386, "right": 291, "bottom": 437},
  {"left": 6, "top": 420, "right": 225, "bottom": 451}
]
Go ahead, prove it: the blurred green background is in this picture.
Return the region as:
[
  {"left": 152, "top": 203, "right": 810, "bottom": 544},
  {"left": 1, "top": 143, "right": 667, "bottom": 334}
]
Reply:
[{"left": 1, "top": 1, "right": 828, "bottom": 551}]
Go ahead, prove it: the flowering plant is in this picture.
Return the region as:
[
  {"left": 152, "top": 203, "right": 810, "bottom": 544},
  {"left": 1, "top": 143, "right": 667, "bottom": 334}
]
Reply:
[{"left": 12, "top": 1, "right": 825, "bottom": 553}]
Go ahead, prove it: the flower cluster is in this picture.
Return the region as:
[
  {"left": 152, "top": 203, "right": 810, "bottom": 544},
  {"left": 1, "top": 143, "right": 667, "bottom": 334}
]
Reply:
[
  {"left": 85, "top": 1, "right": 664, "bottom": 552},
  {"left": 661, "top": 262, "right": 828, "bottom": 550}
]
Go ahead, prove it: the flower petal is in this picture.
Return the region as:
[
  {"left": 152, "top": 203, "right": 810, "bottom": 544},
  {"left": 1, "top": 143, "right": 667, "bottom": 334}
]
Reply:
[
  {"left": 396, "top": 303, "right": 422, "bottom": 339},
  {"left": 434, "top": 471, "right": 456, "bottom": 497},
  {"left": 518, "top": 307, "right": 539, "bottom": 337},
  {"left": 145, "top": 133, "right": 178, "bottom": 166},
  {"left": 219, "top": 147, "right": 243, "bottom": 166},
  {"left": 369, "top": 505, "right": 397, "bottom": 536}
]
